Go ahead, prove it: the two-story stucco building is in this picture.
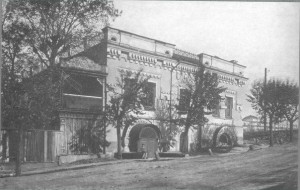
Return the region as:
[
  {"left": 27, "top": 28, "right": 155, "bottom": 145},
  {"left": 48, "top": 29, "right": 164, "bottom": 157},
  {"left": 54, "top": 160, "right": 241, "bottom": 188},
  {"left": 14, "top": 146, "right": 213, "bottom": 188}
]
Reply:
[{"left": 58, "top": 27, "right": 248, "bottom": 157}]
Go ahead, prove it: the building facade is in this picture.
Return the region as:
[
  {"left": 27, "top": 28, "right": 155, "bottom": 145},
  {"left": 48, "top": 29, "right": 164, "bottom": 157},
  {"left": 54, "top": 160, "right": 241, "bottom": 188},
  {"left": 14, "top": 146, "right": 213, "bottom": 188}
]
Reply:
[{"left": 59, "top": 27, "right": 248, "bottom": 156}]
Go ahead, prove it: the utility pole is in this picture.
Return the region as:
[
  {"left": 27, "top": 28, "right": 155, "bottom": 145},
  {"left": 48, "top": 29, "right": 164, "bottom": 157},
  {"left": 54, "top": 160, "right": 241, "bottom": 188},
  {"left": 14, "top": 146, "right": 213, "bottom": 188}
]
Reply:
[
  {"left": 169, "top": 61, "right": 181, "bottom": 134},
  {"left": 0, "top": 0, "right": 2, "bottom": 149},
  {"left": 263, "top": 68, "right": 267, "bottom": 132},
  {"left": 103, "top": 77, "right": 107, "bottom": 154}
]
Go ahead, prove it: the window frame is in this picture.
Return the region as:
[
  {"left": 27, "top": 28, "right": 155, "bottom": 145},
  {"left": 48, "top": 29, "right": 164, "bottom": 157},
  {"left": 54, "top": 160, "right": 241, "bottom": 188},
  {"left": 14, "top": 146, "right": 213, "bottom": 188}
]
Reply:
[
  {"left": 141, "top": 81, "right": 157, "bottom": 111},
  {"left": 178, "top": 88, "right": 190, "bottom": 113},
  {"left": 225, "top": 96, "right": 233, "bottom": 119}
]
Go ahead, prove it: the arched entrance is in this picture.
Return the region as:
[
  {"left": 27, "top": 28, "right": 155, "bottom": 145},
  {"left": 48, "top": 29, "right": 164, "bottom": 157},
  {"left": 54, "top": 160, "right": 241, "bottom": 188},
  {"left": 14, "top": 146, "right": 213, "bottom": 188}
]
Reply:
[
  {"left": 128, "top": 124, "right": 161, "bottom": 158},
  {"left": 212, "top": 126, "right": 236, "bottom": 152}
]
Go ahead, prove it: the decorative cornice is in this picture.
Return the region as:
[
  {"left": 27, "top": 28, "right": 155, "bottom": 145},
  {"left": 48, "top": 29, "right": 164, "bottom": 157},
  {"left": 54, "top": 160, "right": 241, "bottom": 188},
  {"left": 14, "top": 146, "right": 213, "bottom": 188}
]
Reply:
[
  {"left": 107, "top": 47, "right": 246, "bottom": 87},
  {"left": 217, "top": 74, "right": 246, "bottom": 87},
  {"left": 107, "top": 47, "right": 121, "bottom": 59},
  {"left": 128, "top": 52, "right": 157, "bottom": 65},
  {"left": 117, "top": 68, "right": 161, "bottom": 79}
]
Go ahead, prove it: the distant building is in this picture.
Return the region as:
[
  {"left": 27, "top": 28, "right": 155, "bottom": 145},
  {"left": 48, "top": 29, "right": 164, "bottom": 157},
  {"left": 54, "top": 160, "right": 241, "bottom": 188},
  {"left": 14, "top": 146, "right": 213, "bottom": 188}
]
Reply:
[{"left": 242, "top": 115, "right": 263, "bottom": 132}]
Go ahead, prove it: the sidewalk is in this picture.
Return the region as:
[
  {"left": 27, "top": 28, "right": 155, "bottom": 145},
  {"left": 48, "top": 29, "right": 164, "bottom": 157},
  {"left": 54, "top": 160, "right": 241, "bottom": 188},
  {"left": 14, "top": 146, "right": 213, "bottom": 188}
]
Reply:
[
  {"left": 0, "top": 157, "right": 175, "bottom": 178},
  {"left": 0, "top": 159, "right": 135, "bottom": 178}
]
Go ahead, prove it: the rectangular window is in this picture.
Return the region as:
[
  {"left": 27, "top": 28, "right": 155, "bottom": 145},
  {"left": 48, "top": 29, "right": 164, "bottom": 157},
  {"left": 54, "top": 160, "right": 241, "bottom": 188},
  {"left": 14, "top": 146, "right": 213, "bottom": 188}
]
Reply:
[
  {"left": 179, "top": 89, "right": 190, "bottom": 112},
  {"left": 225, "top": 97, "right": 233, "bottom": 119},
  {"left": 141, "top": 82, "right": 156, "bottom": 110}
]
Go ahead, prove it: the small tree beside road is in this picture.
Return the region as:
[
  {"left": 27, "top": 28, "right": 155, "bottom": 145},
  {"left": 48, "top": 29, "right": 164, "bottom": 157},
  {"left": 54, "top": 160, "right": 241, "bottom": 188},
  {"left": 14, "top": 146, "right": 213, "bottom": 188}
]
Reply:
[
  {"left": 279, "top": 80, "right": 299, "bottom": 142},
  {"left": 155, "top": 100, "right": 181, "bottom": 152},
  {"left": 106, "top": 70, "right": 149, "bottom": 159},
  {"left": 177, "top": 64, "right": 226, "bottom": 153},
  {"left": 248, "top": 79, "right": 287, "bottom": 146}
]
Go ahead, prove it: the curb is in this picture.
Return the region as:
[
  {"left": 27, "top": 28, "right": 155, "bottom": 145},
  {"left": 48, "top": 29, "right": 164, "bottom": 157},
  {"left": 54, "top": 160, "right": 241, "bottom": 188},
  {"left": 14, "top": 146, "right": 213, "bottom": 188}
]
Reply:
[{"left": 0, "top": 160, "right": 134, "bottom": 178}]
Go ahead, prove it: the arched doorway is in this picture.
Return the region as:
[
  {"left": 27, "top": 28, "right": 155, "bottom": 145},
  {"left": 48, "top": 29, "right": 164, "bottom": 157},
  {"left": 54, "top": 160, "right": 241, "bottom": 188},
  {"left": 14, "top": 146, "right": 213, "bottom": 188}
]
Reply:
[
  {"left": 212, "top": 126, "right": 236, "bottom": 153},
  {"left": 128, "top": 124, "right": 161, "bottom": 158}
]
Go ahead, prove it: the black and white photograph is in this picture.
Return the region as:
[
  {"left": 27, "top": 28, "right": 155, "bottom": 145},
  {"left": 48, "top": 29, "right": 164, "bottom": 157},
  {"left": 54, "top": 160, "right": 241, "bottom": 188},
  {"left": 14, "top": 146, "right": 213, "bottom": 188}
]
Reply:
[{"left": 0, "top": 0, "right": 299, "bottom": 189}]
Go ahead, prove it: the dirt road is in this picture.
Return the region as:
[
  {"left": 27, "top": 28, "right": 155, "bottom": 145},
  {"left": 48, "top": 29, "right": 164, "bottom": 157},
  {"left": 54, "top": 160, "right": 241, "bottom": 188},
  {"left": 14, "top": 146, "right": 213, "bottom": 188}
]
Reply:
[{"left": 0, "top": 143, "right": 297, "bottom": 190}]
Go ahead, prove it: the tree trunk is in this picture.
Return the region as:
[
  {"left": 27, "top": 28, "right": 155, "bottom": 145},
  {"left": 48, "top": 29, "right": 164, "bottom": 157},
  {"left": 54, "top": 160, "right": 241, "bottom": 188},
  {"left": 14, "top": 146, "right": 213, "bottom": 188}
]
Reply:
[
  {"left": 181, "top": 129, "right": 189, "bottom": 153},
  {"left": 197, "top": 125, "right": 203, "bottom": 150},
  {"left": 116, "top": 123, "right": 122, "bottom": 159},
  {"left": 15, "top": 127, "right": 23, "bottom": 176},
  {"left": 269, "top": 116, "right": 273, "bottom": 147},
  {"left": 289, "top": 120, "right": 294, "bottom": 142},
  {"left": 2, "top": 133, "right": 7, "bottom": 161},
  {"left": 121, "top": 125, "right": 129, "bottom": 148}
]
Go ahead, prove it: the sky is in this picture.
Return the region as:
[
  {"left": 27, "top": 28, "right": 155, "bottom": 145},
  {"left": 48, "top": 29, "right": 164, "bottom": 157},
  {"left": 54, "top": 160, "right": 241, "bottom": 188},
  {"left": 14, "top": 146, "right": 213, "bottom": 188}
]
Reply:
[{"left": 110, "top": 1, "right": 299, "bottom": 116}]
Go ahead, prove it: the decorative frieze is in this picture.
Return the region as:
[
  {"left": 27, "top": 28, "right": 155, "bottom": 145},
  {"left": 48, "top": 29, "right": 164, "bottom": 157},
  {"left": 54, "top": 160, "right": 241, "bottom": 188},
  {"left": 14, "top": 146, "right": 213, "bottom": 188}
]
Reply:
[
  {"left": 177, "top": 65, "right": 196, "bottom": 73},
  {"left": 107, "top": 47, "right": 246, "bottom": 87},
  {"left": 217, "top": 74, "right": 246, "bottom": 87},
  {"left": 128, "top": 52, "right": 157, "bottom": 65},
  {"left": 117, "top": 68, "right": 161, "bottom": 79},
  {"left": 107, "top": 48, "right": 121, "bottom": 59}
]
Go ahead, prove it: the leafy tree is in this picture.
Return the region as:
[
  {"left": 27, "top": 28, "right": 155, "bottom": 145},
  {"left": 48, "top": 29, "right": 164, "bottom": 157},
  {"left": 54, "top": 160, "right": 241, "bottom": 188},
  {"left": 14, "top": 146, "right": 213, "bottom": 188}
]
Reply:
[
  {"left": 1, "top": 1, "right": 32, "bottom": 168},
  {"left": 177, "top": 65, "right": 226, "bottom": 153},
  {"left": 22, "top": 68, "right": 61, "bottom": 130},
  {"left": 1, "top": 0, "right": 121, "bottom": 174},
  {"left": 247, "top": 79, "right": 285, "bottom": 146},
  {"left": 106, "top": 70, "right": 149, "bottom": 159},
  {"left": 6, "top": 0, "right": 121, "bottom": 67},
  {"left": 279, "top": 80, "right": 299, "bottom": 142},
  {"left": 155, "top": 99, "right": 181, "bottom": 152}
]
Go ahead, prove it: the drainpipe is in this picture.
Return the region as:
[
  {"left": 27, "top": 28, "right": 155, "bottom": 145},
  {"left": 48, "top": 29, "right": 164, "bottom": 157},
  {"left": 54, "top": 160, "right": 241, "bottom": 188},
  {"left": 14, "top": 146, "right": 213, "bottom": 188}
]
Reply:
[{"left": 169, "top": 60, "right": 181, "bottom": 134}]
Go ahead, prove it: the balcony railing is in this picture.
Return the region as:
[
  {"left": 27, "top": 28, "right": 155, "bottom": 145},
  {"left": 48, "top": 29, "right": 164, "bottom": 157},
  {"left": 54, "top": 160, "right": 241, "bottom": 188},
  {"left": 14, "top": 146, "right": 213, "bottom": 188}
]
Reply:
[{"left": 62, "top": 94, "right": 103, "bottom": 112}]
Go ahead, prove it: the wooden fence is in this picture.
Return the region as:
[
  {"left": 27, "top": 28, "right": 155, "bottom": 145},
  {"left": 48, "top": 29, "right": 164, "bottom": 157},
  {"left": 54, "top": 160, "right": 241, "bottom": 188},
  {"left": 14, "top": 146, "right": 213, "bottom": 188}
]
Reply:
[{"left": 5, "top": 129, "right": 62, "bottom": 162}]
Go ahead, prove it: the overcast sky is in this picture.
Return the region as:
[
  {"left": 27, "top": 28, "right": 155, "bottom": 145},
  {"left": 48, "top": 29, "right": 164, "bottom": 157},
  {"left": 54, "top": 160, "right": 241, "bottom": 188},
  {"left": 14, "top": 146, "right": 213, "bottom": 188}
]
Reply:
[{"left": 111, "top": 1, "right": 299, "bottom": 117}]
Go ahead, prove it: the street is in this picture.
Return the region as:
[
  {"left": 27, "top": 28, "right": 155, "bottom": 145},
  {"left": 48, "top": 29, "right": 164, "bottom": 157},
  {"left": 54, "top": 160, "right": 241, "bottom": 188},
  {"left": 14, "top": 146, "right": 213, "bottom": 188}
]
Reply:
[{"left": 0, "top": 142, "right": 297, "bottom": 190}]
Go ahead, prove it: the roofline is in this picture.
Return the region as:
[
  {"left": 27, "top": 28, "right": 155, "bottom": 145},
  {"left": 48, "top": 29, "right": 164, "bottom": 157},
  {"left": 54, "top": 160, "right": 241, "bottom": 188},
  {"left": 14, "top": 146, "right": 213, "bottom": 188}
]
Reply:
[
  {"left": 102, "top": 26, "right": 176, "bottom": 46},
  {"left": 200, "top": 53, "right": 246, "bottom": 68},
  {"left": 107, "top": 42, "right": 176, "bottom": 62},
  {"left": 206, "top": 66, "right": 249, "bottom": 80}
]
